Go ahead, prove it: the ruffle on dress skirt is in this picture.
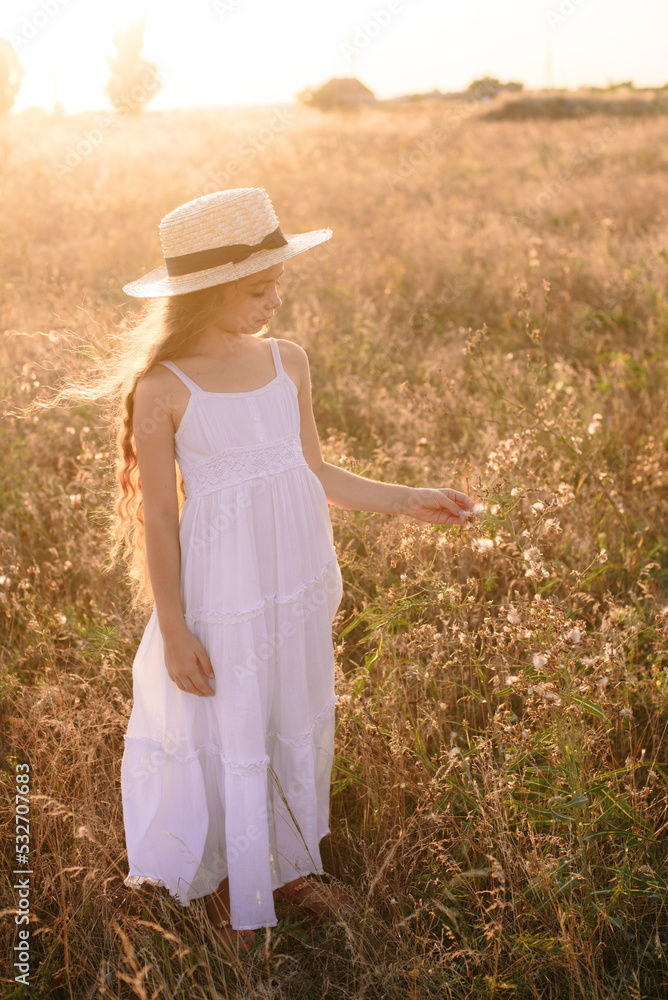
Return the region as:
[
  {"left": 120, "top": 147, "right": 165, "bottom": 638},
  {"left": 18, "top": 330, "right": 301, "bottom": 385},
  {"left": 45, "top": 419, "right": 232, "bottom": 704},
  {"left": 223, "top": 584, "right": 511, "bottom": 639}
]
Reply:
[
  {"left": 121, "top": 558, "right": 343, "bottom": 930},
  {"left": 122, "top": 696, "right": 336, "bottom": 930}
]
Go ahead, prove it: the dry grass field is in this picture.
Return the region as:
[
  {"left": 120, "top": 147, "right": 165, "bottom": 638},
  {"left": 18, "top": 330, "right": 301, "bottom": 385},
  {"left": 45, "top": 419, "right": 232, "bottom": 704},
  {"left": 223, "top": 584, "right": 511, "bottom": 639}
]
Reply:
[{"left": 1, "top": 94, "right": 668, "bottom": 998}]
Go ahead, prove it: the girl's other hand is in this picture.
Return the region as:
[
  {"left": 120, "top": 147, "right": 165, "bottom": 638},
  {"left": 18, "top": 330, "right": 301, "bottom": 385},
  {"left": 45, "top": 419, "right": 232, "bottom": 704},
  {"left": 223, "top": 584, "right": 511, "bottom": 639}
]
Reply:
[
  {"left": 162, "top": 626, "right": 216, "bottom": 697},
  {"left": 406, "top": 487, "right": 479, "bottom": 526}
]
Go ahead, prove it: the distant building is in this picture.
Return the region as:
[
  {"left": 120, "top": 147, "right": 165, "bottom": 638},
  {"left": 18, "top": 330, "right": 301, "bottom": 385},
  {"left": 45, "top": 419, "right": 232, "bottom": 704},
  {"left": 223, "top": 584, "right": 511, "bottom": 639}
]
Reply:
[{"left": 298, "top": 77, "right": 376, "bottom": 109}]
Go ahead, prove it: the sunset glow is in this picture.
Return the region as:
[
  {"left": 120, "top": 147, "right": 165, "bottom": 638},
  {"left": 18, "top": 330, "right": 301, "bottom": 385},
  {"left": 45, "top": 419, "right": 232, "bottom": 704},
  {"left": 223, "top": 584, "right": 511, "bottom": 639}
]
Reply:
[{"left": 1, "top": 0, "right": 666, "bottom": 114}]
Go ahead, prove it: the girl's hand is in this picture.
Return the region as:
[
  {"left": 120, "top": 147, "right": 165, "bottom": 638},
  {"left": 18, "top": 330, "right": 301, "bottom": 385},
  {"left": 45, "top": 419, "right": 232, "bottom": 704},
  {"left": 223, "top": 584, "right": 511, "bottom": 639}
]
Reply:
[
  {"left": 406, "top": 487, "right": 478, "bottom": 526},
  {"left": 162, "top": 626, "right": 216, "bottom": 697}
]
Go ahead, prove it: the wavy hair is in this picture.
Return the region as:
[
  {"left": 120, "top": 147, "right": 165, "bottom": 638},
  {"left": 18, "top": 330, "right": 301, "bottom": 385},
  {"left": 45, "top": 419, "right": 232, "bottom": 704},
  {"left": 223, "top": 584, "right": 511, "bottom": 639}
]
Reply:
[{"left": 28, "top": 280, "right": 252, "bottom": 611}]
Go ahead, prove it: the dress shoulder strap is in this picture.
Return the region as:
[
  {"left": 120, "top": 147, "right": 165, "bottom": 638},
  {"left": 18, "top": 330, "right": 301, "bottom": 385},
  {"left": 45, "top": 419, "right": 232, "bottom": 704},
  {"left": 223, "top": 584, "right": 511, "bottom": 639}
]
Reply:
[
  {"left": 158, "top": 360, "right": 204, "bottom": 394},
  {"left": 269, "top": 338, "right": 284, "bottom": 376}
]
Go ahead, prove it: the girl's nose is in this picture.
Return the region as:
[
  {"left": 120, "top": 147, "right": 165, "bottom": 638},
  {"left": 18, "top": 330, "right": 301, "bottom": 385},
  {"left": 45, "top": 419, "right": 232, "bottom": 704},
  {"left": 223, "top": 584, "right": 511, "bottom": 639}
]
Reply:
[{"left": 267, "top": 288, "right": 282, "bottom": 309}]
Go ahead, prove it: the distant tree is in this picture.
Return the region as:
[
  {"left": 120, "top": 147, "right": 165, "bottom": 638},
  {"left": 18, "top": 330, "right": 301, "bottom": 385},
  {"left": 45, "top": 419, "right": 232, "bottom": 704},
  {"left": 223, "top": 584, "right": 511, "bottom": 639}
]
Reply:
[
  {"left": 105, "top": 19, "right": 161, "bottom": 116},
  {"left": 0, "top": 39, "right": 24, "bottom": 115},
  {"left": 467, "top": 76, "right": 524, "bottom": 98},
  {"left": 468, "top": 76, "right": 503, "bottom": 97}
]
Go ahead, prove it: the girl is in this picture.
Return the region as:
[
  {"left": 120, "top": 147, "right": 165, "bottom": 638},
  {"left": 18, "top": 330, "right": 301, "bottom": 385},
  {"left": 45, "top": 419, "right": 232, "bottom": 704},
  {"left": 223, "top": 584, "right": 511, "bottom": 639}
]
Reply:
[{"left": 114, "top": 188, "right": 476, "bottom": 954}]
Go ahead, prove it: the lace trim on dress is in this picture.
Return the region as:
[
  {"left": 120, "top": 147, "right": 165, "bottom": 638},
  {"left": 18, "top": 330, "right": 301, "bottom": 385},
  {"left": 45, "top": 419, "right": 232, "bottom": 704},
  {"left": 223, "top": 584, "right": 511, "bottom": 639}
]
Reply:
[
  {"left": 180, "top": 434, "right": 306, "bottom": 498},
  {"left": 184, "top": 556, "right": 341, "bottom": 626},
  {"left": 122, "top": 698, "right": 337, "bottom": 769}
]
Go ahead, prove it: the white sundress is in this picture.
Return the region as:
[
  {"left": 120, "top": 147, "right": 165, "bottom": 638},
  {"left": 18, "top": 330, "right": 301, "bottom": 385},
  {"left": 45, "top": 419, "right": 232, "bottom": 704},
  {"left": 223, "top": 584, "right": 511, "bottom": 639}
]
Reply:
[{"left": 120, "top": 337, "right": 344, "bottom": 931}]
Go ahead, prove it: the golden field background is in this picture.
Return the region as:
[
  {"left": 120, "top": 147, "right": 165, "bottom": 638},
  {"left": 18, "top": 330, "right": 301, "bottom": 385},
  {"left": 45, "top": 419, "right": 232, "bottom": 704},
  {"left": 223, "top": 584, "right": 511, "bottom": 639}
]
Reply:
[{"left": 1, "top": 98, "right": 668, "bottom": 998}]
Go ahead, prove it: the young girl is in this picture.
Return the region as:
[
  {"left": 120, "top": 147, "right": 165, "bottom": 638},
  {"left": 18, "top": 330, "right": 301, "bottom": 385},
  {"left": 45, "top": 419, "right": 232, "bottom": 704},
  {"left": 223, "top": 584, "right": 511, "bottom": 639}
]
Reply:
[{"left": 115, "top": 187, "right": 476, "bottom": 954}]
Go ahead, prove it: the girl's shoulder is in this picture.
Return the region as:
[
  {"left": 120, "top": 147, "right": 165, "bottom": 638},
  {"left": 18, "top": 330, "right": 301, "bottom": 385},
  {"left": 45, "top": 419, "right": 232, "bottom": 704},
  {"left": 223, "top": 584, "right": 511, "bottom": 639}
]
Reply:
[
  {"left": 274, "top": 338, "right": 310, "bottom": 393},
  {"left": 135, "top": 361, "right": 187, "bottom": 398},
  {"left": 274, "top": 337, "right": 306, "bottom": 359},
  {"left": 133, "top": 363, "right": 189, "bottom": 427},
  {"left": 132, "top": 364, "right": 186, "bottom": 443}
]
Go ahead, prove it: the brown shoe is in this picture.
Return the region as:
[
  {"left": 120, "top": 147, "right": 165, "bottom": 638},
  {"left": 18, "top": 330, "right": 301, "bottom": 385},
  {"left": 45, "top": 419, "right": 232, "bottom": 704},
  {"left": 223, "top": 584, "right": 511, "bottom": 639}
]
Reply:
[{"left": 274, "top": 878, "right": 353, "bottom": 923}]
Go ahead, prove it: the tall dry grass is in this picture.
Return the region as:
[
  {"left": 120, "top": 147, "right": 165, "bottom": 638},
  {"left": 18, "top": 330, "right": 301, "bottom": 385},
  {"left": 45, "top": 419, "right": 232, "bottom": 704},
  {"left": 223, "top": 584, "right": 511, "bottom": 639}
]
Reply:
[{"left": 1, "top": 99, "right": 668, "bottom": 998}]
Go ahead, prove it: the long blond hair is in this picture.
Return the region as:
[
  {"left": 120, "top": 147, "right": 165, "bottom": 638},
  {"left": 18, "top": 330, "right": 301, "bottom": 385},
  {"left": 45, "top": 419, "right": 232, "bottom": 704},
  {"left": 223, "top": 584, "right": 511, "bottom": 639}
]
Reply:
[{"left": 27, "top": 280, "right": 243, "bottom": 611}]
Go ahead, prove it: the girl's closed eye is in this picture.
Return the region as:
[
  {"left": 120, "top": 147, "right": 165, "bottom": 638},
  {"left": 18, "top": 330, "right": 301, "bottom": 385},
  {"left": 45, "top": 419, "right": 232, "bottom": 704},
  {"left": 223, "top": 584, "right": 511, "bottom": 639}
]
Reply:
[{"left": 252, "top": 281, "right": 281, "bottom": 300}]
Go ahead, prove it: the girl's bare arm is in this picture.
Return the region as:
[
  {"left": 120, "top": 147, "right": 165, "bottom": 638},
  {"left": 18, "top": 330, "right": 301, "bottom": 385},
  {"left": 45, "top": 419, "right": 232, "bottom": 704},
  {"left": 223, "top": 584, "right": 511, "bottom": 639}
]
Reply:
[
  {"left": 280, "top": 340, "right": 477, "bottom": 524},
  {"left": 133, "top": 371, "right": 187, "bottom": 633},
  {"left": 133, "top": 371, "right": 215, "bottom": 696}
]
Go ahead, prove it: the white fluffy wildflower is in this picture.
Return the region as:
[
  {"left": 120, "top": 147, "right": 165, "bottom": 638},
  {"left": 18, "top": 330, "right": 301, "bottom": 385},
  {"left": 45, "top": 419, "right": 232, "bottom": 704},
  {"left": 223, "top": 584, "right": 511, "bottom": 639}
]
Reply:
[
  {"left": 472, "top": 537, "right": 494, "bottom": 552},
  {"left": 587, "top": 413, "right": 603, "bottom": 435},
  {"left": 461, "top": 502, "right": 486, "bottom": 522}
]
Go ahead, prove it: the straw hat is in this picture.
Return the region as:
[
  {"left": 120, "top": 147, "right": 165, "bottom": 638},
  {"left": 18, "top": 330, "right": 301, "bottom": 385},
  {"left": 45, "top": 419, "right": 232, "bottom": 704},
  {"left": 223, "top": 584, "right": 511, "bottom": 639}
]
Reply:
[{"left": 122, "top": 187, "right": 332, "bottom": 297}]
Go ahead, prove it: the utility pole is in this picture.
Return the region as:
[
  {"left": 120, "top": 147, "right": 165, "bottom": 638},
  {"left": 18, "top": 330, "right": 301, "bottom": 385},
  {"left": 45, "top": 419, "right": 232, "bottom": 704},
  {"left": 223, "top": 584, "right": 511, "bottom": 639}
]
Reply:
[
  {"left": 51, "top": 61, "right": 60, "bottom": 114},
  {"left": 545, "top": 29, "right": 554, "bottom": 90},
  {"left": 347, "top": 13, "right": 357, "bottom": 78}
]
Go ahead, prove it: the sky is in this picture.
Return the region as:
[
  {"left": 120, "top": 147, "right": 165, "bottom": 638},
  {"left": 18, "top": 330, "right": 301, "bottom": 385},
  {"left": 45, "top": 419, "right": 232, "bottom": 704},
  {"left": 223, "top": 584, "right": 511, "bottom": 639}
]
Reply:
[{"left": 2, "top": 0, "right": 667, "bottom": 113}]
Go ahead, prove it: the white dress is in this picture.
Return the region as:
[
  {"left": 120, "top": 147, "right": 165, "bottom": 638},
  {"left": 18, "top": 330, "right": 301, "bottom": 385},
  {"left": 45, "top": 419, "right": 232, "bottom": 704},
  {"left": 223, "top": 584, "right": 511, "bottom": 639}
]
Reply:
[{"left": 121, "top": 337, "right": 343, "bottom": 931}]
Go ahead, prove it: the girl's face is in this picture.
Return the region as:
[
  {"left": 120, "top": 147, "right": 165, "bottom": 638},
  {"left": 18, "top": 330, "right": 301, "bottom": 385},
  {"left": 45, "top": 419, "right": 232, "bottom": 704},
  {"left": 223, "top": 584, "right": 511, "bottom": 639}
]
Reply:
[{"left": 214, "top": 263, "right": 284, "bottom": 336}]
